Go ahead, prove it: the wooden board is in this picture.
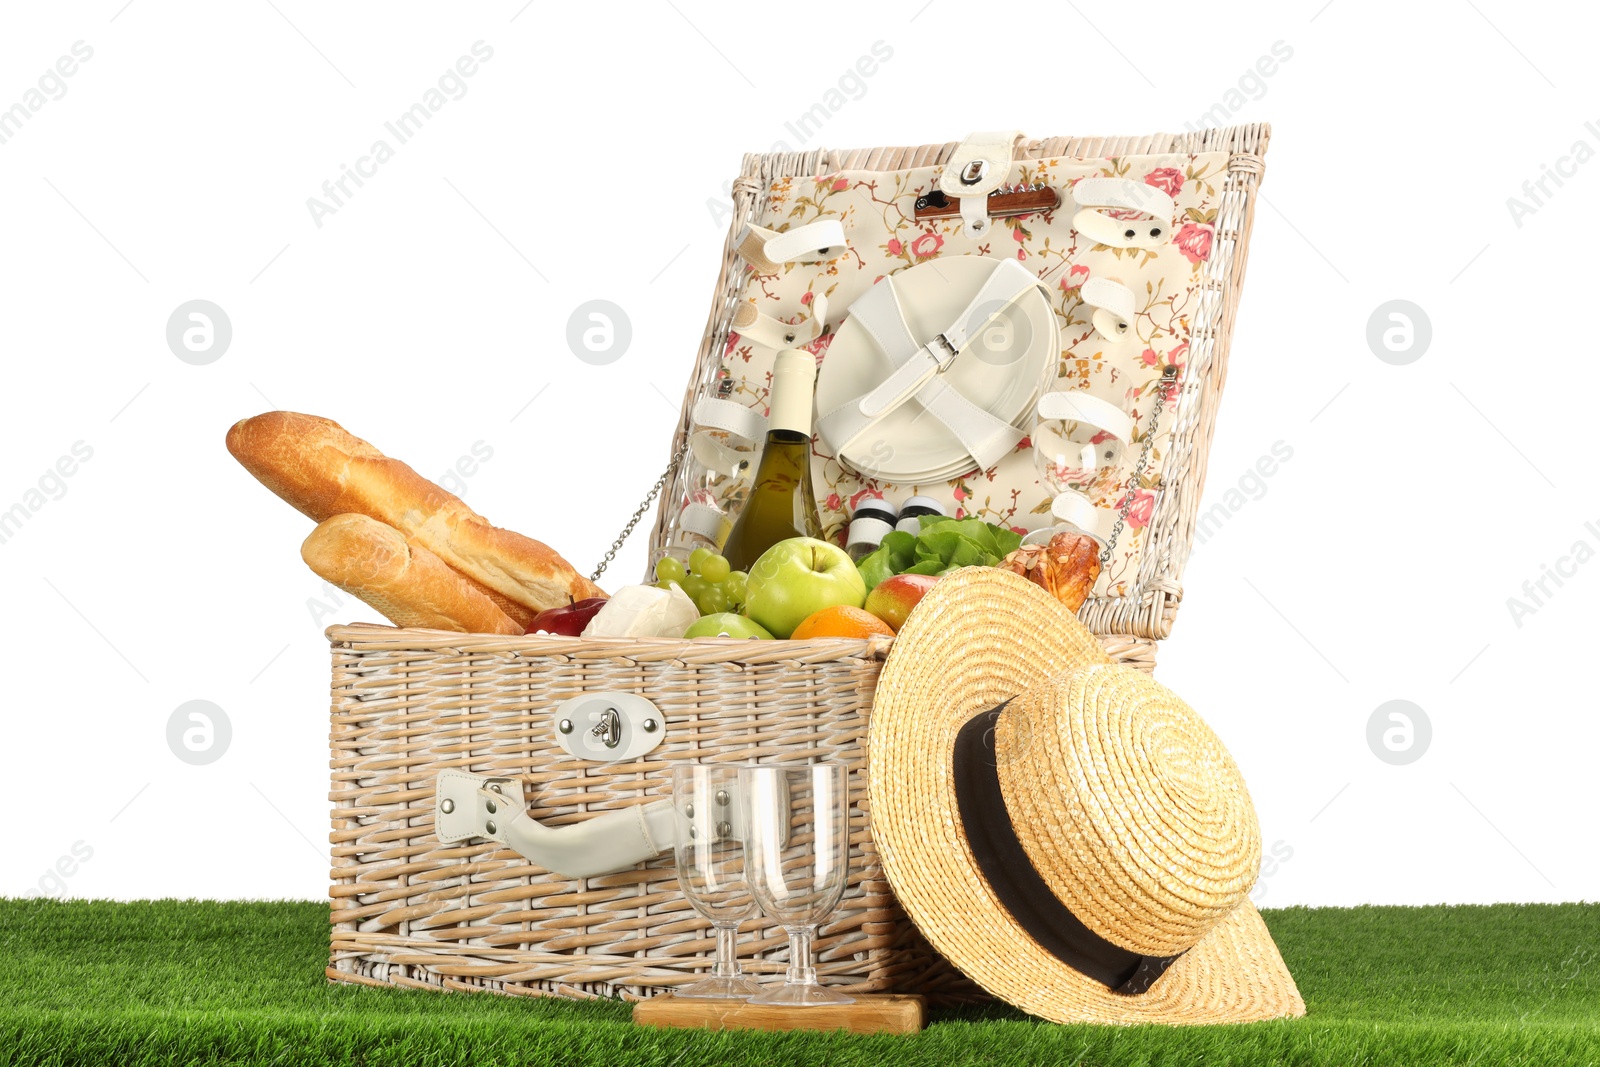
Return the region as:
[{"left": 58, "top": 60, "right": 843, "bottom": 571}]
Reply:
[{"left": 633, "top": 993, "right": 926, "bottom": 1035}]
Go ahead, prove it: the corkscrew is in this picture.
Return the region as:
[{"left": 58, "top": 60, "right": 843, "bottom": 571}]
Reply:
[{"left": 913, "top": 183, "right": 1060, "bottom": 222}]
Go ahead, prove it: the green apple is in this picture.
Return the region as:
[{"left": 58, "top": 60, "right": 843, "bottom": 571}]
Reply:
[
  {"left": 683, "top": 613, "right": 774, "bottom": 640},
  {"left": 745, "top": 537, "right": 867, "bottom": 638}
]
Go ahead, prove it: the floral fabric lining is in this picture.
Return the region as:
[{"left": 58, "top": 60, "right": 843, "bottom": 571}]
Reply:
[{"left": 708, "top": 151, "right": 1228, "bottom": 597}]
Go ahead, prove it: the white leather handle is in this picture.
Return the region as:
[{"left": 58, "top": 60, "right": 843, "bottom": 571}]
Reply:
[
  {"left": 436, "top": 770, "right": 678, "bottom": 879},
  {"left": 499, "top": 797, "right": 677, "bottom": 879},
  {"left": 1072, "top": 177, "right": 1175, "bottom": 249}
]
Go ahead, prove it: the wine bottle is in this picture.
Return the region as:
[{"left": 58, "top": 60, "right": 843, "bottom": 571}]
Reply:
[{"left": 722, "top": 349, "right": 823, "bottom": 570}]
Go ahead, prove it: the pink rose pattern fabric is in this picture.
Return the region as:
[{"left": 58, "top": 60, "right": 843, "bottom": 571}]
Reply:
[{"left": 707, "top": 151, "right": 1227, "bottom": 599}]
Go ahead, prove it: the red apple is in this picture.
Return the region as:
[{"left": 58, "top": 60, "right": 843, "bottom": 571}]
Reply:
[
  {"left": 527, "top": 597, "right": 608, "bottom": 636},
  {"left": 863, "top": 574, "right": 941, "bottom": 632}
]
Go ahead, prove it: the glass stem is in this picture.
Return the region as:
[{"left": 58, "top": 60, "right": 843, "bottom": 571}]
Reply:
[
  {"left": 712, "top": 922, "right": 741, "bottom": 979},
  {"left": 784, "top": 924, "right": 817, "bottom": 987}
]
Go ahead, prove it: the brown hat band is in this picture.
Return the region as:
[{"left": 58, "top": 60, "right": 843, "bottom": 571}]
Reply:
[{"left": 952, "top": 705, "right": 1185, "bottom": 996}]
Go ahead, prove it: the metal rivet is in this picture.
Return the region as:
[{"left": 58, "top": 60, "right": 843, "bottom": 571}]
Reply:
[
  {"left": 558, "top": 719, "right": 574, "bottom": 734},
  {"left": 784, "top": 333, "right": 796, "bottom": 343},
  {"left": 685, "top": 802, "right": 695, "bottom": 819},
  {"left": 486, "top": 800, "right": 497, "bottom": 814},
  {"left": 1150, "top": 227, "right": 1161, "bottom": 238},
  {"left": 715, "top": 789, "right": 730, "bottom": 807},
  {"left": 716, "top": 821, "right": 732, "bottom": 839},
  {"left": 688, "top": 825, "right": 698, "bottom": 839},
  {"left": 440, "top": 799, "right": 455, "bottom": 815},
  {"left": 1123, "top": 229, "right": 1136, "bottom": 239},
  {"left": 489, "top": 784, "right": 503, "bottom": 795},
  {"left": 485, "top": 819, "right": 497, "bottom": 835},
  {"left": 642, "top": 719, "right": 659, "bottom": 733}
]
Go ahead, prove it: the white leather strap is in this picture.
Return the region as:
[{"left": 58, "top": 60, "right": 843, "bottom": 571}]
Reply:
[
  {"left": 1036, "top": 391, "right": 1136, "bottom": 447},
  {"left": 737, "top": 219, "right": 847, "bottom": 274},
  {"left": 692, "top": 396, "right": 767, "bottom": 441},
  {"left": 938, "top": 130, "right": 1022, "bottom": 238},
  {"left": 1079, "top": 277, "right": 1137, "bottom": 343},
  {"left": 676, "top": 501, "right": 725, "bottom": 541},
  {"left": 1072, "top": 177, "right": 1175, "bottom": 249},
  {"left": 1035, "top": 390, "right": 1133, "bottom": 486},
  {"left": 688, "top": 396, "right": 766, "bottom": 482},
  {"left": 1050, "top": 489, "right": 1100, "bottom": 531},
  {"left": 435, "top": 770, "right": 678, "bottom": 879},
  {"left": 816, "top": 259, "right": 1039, "bottom": 471},
  {"left": 733, "top": 292, "right": 828, "bottom": 350}
]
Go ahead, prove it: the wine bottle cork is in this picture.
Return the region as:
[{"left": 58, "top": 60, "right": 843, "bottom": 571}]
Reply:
[{"left": 769, "top": 349, "right": 817, "bottom": 436}]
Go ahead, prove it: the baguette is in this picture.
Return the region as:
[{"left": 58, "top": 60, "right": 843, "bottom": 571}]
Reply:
[
  {"left": 302, "top": 514, "right": 522, "bottom": 634},
  {"left": 226, "top": 411, "right": 605, "bottom": 613}
]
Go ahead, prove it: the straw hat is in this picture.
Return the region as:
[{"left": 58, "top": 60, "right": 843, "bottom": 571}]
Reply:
[{"left": 868, "top": 567, "right": 1305, "bottom": 1025}]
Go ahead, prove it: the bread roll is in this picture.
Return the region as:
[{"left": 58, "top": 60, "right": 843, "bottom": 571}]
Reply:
[
  {"left": 302, "top": 514, "right": 522, "bottom": 634},
  {"left": 226, "top": 411, "right": 605, "bottom": 613},
  {"left": 997, "top": 530, "right": 1101, "bottom": 612}
]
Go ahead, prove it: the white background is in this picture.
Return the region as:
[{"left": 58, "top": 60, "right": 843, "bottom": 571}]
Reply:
[{"left": 0, "top": 1, "right": 1593, "bottom": 907}]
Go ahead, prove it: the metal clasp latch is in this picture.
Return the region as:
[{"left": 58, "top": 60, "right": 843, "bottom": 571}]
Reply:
[
  {"left": 589, "top": 707, "right": 622, "bottom": 749},
  {"left": 958, "top": 159, "right": 989, "bottom": 186},
  {"left": 929, "top": 332, "right": 960, "bottom": 371},
  {"left": 552, "top": 693, "right": 667, "bottom": 762}
]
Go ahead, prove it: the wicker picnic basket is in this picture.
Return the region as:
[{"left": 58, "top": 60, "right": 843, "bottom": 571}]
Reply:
[{"left": 325, "top": 125, "right": 1270, "bottom": 1002}]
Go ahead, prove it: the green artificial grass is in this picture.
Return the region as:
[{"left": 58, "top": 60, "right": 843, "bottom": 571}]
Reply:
[{"left": 0, "top": 899, "right": 1596, "bottom": 1066}]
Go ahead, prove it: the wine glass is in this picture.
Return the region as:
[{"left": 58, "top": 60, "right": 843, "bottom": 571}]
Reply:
[
  {"left": 671, "top": 763, "right": 761, "bottom": 999},
  {"left": 739, "top": 761, "right": 854, "bottom": 1007},
  {"left": 1028, "top": 388, "right": 1131, "bottom": 547}
]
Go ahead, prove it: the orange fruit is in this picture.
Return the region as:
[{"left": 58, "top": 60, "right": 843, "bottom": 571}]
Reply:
[{"left": 791, "top": 605, "right": 895, "bottom": 640}]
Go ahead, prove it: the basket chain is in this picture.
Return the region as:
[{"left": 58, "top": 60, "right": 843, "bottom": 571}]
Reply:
[
  {"left": 1100, "top": 364, "right": 1178, "bottom": 566},
  {"left": 590, "top": 443, "right": 688, "bottom": 582}
]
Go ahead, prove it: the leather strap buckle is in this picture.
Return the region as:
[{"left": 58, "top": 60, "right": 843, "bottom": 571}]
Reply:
[{"left": 929, "top": 332, "right": 960, "bottom": 371}]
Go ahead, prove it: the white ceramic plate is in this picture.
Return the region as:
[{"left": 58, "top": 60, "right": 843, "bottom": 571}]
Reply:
[{"left": 815, "top": 256, "right": 1058, "bottom": 483}]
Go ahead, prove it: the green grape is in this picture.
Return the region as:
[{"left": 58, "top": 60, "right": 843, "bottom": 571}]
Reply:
[
  {"left": 681, "top": 575, "right": 710, "bottom": 603},
  {"left": 724, "top": 571, "right": 748, "bottom": 605},
  {"left": 698, "top": 587, "right": 731, "bottom": 615},
  {"left": 697, "top": 553, "right": 731, "bottom": 583},
  {"left": 654, "top": 579, "right": 682, "bottom": 592},
  {"left": 655, "top": 557, "right": 687, "bottom": 584},
  {"left": 688, "top": 547, "right": 715, "bottom": 575}
]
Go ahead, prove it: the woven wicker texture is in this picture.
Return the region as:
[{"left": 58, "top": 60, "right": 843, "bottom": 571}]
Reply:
[
  {"left": 868, "top": 568, "right": 1303, "bottom": 1024},
  {"left": 650, "top": 125, "right": 1270, "bottom": 641},
  {"left": 325, "top": 624, "right": 1154, "bottom": 1000}
]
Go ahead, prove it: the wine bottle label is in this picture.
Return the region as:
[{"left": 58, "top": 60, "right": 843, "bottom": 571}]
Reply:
[{"left": 769, "top": 349, "right": 817, "bottom": 437}]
